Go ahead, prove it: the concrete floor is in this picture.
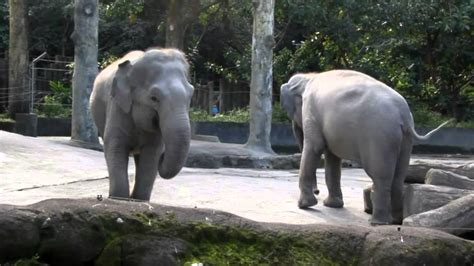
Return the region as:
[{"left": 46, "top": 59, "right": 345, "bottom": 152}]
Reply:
[{"left": 1, "top": 130, "right": 471, "bottom": 225}]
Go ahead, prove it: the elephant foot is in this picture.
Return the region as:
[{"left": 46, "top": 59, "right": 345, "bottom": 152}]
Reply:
[
  {"left": 323, "top": 196, "right": 344, "bottom": 208},
  {"left": 391, "top": 215, "right": 403, "bottom": 225},
  {"left": 298, "top": 193, "right": 318, "bottom": 209},
  {"left": 391, "top": 209, "right": 403, "bottom": 225},
  {"left": 370, "top": 212, "right": 392, "bottom": 225},
  {"left": 369, "top": 218, "right": 391, "bottom": 226}
]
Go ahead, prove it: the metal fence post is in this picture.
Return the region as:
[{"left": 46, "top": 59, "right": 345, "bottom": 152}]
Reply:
[{"left": 30, "top": 52, "right": 47, "bottom": 113}]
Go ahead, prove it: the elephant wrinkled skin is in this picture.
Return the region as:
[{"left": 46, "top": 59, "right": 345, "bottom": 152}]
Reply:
[
  {"left": 90, "top": 48, "right": 194, "bottom": 201},
  {"left": 280, "top": 70, "right": 449, "bottom": 225}
]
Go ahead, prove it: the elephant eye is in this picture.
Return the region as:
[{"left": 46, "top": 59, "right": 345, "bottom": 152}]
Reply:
[{"left": 150, "top": 96, "right": 159, "bottom": 102}]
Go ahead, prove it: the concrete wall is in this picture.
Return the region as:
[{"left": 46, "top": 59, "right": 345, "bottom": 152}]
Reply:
[
  {"left": 1, "top": 119, "right": 473, "bottom": 154},
  {"left": 194, "top": 121, "right": 474, "bottom": 154},
  {"left": 37, "top": 118, "right": 71, "bottom": 136},
  {"left": 0, "top": 117, "right": 71, "bottom": 137}
]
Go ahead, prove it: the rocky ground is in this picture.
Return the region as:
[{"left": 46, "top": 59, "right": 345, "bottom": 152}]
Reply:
[{"left": 1, "top": 198, "right": 473, "bottom": 265}]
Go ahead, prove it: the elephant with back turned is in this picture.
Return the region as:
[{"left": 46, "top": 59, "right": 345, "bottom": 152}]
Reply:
[
  {"left": 280, "top": 70, "right": 449, "bottom": 225},
  {"left": 90, "top": 48, "right": 194, "bottom": 201}
]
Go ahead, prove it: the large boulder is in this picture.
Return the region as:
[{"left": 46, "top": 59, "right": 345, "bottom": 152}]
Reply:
[
  {"left": 0, "top": 206, "right": 40, "bottom": 262},
  {"left": 407, "top": 161, "right": 474, "bottom": 184},
  {"left": 403, "top": 194, "right": 474, "bottom": 237},
  {"left": 425, "top": 169, "right": 474, "bottom": 190},
  {"left": 0, "top": 198, "right": 473, "bottom": 265},
  {"left": 403, "top": 184, "right": 472, "bottom": 217}
]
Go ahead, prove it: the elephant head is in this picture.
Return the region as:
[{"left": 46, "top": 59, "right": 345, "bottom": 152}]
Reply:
[
  {"left": 280, "top": 73, "right": 314, "bottom": 126},
  {"left": 111, "top": 49, "right": 194, "bottom": 179}
]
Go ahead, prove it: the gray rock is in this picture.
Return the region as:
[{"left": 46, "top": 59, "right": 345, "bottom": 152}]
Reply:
[
  {"left": 192, "top": 134, "right": 220, "bottom": 142},
  {"left": 407, "top": 161, "right": 474, "bottom": 184},
  {"left": 0, "top": 198, "right": 473, "bottom": 265},
  {"left": 425, "top": 168, "right": 474, "bottom": 190},
  {"left": 403, "top": 194, "right": 474, "bottom": 236},
  {"left": 360, "top": 225, "right": 473, "bottom": 265},
  {"left": 37, "top": 211, "right": 106, "bottom": 265},
  {"left": 0, "top": 206, "right": 40, "bottom": 263},
  {"left": 403, "top": 184, "right": 472, "bottom": 217}
]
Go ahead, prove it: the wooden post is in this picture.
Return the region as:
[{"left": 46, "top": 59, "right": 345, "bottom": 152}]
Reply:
[
  {"left": 219, "top": 79, "right": 225, "bottom": 113},
  {"left": 70, "top": 0, "right": 99, "bottom": 145},
  {"left": 245, "top": 0, "right": 275, "bottom": 154},
  {"left": 207, "top": 80, "right": 214, "bottom": 114}
]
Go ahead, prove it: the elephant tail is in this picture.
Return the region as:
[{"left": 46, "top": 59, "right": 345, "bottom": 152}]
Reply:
[{"left": 407, "top": 118, "right": 453, "bottom": 141}]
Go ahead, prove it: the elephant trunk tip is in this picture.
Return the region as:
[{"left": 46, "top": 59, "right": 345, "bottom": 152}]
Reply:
[{"left": 158, "top": 152, "right": 187, "bottom": 179}]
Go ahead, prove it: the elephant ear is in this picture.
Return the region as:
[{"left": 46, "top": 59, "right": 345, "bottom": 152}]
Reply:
[
  {"left": 280, "top": 84, "right": 297, "bottom": 119},
  {"left": 280, "top": 75, "right": 306, "bottom": 119},
  {"left": 111, "top": 60, "right": 133, "bottom": 113}
]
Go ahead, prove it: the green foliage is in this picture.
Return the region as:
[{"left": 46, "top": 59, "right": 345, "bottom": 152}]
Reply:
[
  {"left": 99, "top": 54, "right": 120, "bottom": 70},
  {"left": 189, "top": 108, "right": 210, "bottom": 122},
  {"left": 36, "top": 81, "right": 72, "bottom": 118},
  {"left": 28, "top": 0, "right": 75, "bottom": 56},
  {"left": 102, "top": 0, "right": 144, "bottom": 19},
  {"left": 190, "top": 107, "right": 250, "bottom": 123},
  {"left": 411, "top": 105, "right": 450, "bottom": 128},
  {"left": 99, "top": 0, "right": 164, "bottom": 56},
  {"left": 272, "top": 102, "right": 291, "bottom": 123},
  {"left": 9, "top": 0, "right": 472, "bottom": 123},
  {"left": 0, "top": 113, "right": 14, "bottom": 122},
  {"left": 273, "top": 0, "right": 473, "bottom": 121},
  {"left": 190, "top": 104, "right": 291, "bottom": 123},
  {"left": 13, "top": 254, "right": 42, "bottom": 266}
]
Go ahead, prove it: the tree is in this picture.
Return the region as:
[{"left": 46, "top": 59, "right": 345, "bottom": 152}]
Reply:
[
  {"left": 245, "top": 0, "right": 275, "bottom": 153},
  {"left": 70, "top": 0, "right": 99, "bottom": 144},
  {"left": 166, "top": 0, "right": 200, "bottom": 49},
  {"left": 8, "top": 0, "right": 29, "bottom": 117}
]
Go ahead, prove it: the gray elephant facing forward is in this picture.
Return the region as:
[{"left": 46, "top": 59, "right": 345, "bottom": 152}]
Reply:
[
  {"left": 90, "top": 48, "right": 194, "bottom": 201},
  {"left": 281, "top": 70, "right": 449, "bottom": 225}
]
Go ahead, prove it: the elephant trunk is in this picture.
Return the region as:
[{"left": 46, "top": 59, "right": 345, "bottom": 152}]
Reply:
[{"left": 158, "top": 111, "right": 191, "bottom": 179}]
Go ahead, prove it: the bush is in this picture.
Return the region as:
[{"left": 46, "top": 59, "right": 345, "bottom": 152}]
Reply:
[
  {"left": 272, "top": 102, "right": 291, "bottom": 123},
  {"left": 190, "top": 104, "right": 291, "bottom": 123},
  {"left": 36, "top": 81, "right": 72, "bottom": 118},
  {"left": 411, "top": 105, "right": 447, "bottom": 128},
  {"left": 410, "top": 104, "right": 474, "bottom": 128}
]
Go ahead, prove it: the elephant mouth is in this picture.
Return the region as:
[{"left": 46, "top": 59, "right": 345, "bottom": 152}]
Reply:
[{"left": 152, "top": 113, "right": 159, "bottom": 131}]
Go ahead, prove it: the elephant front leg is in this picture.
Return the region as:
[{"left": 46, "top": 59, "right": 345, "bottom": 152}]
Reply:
[
  {"left": 323, "top": 150, "right": 344, "bottom": 208},
  {"left": 298, "top": 131, "right": 324, "bottom": 209},
  {"left": 293, "top": 121, "right": 319, "bottom": 195},
  {"left": 104, "top": 142, "right": 130, "bottom": 199},
  {"left": 130, "top": 145, "right": 160, "bottom": 201}
]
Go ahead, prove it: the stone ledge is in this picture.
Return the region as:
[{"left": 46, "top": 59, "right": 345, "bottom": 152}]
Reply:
[{"left": 0, "top": 198, "right": 473, "bottom": 265}]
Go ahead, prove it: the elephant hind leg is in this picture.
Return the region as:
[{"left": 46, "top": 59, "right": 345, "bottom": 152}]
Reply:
[
  {"left": 391, "top": 137, "right": 412, "bottom": 224},
  {"left": 323, "top": 149, "right": 343, "bottom": 208},
  {"left": 363, "top": 149, "right": 398, "bottom": 225}
]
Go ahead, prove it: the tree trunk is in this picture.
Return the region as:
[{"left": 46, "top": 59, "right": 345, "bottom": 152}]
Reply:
[
  {"left": 245, "top": 0, "right": 275, "bottom": 154},
  {"left": 165, "top": 0, "right": 185, "bottom": 49},
  {"left": 8, "top": 0, "right": 29, "bottom": 117},
  {"left": 165, "top": 0, "right": 201, "bottom": 50},
  {"left": 70, "top": 0, "right": 99, "bottom": 145}
]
